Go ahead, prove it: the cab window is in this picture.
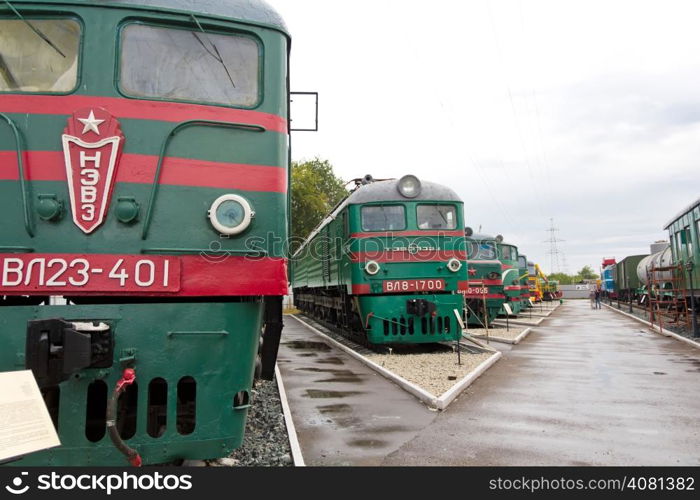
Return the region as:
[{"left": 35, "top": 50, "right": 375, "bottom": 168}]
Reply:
[
  {"left": 500, "top": 245, "right": 512, "bottom": 260},
  {"left": 361, "top": 205, "right": 406, "bottom": 232},
  {"left": 0, "top": 19, "right": 80, "bottom": 92},
  {"left": 417, "top": 204, "right": 457, "bottom": 230},
  {"left": 471, "top": 240, "right": 496, "bottom": 260},
  {"left": 119, "top": 23, "right": 260, "bottom": 107}
]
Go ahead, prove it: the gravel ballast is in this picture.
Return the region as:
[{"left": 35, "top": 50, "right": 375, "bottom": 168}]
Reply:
[
  {"left": 470, "top": 325, "right": 530, "bottom": 341},
  {"left": 366, "top": 350, "right": 494, "bottom": 397}
]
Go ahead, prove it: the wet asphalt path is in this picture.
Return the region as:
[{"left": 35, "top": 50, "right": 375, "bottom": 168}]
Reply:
[
  {"left": 276, "top": 315, "right": 436, "bottom": 465},
  {"left": 383, "top": 300, "right": 700, "bottom": 465}
]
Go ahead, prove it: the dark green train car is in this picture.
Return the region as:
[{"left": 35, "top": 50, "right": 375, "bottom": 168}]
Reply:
[
  {"left": 665, "top": 197, "right": 700, "bottom": 293},
  {"left": 614, "top": 255, "right": 647, "bottom": 301},
  {"left": 1, "top": 0, "right": 290, "bottom": 465},
  {"left": 293, "top": 176, "right": 468, "bottom": 344}
]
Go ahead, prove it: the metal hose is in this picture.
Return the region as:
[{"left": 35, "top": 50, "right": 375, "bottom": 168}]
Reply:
[{"left": 106, "top": 368, "right": 142, "bottom": 467}]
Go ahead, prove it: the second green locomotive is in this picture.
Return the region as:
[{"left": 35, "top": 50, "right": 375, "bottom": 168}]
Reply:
[{"left": 293, "top": 176, "right": 468, "bottom": 344}]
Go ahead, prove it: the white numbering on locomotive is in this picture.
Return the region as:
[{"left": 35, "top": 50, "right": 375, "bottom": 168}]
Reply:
[
  {"left": 0, "top": 256, "right": 180, "bottom": 292},
  {"left": 383, "top": 279, "right": 445, "bottom": 292}
]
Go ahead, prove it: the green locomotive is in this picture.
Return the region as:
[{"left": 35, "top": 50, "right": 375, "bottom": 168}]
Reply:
[
  {"left": 496, "top": 238, "right": 524, "bottom": 316},
  {"left": 463, "top": 230, "right": 505, "bottom": 327},
  {"left": 293, "top": 176, "right": 468, "bottom": 344},
  {"left": 1, "top": 0, "right": 289, "bottom": 465}
]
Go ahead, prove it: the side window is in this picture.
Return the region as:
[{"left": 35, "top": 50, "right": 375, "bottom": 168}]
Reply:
[
  {"left": 361, "top": 205, "right": 406, "bottom": 232},
  {"left": 500, "top": 246, "right": 512, "bottom": 261},
  {"left": 119, "top": 23, "right": 260, "bottom": 107},
  {"left": 685, "top": 226, "right": 693, "bottom": 259},
  {"left": 0, "top": 19, "right": 80, "bottom": 92}
]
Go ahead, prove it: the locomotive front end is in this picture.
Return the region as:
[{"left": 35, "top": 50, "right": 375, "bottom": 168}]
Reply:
[
  {"left": 0, "top": 0, "right": 290, "bottom": 465},
  {"left": 348, "top": 177, "right": 468, "bottom": 344}
]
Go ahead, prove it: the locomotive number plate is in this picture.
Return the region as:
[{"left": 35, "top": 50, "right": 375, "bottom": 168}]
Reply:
[
  {"left": 465, "top": 287, "right": 489, "bottom": 295},
  {"left": 0, "top": 254, "right": 181, "bottom": 293},
  {"left": 383, "top": 279, "right": 445, "bottom": 293}
]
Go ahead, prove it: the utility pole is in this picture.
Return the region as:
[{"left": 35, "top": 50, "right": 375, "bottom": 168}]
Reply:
[{"left": 544, "top": 218, "right": 565, "bottom": 275}]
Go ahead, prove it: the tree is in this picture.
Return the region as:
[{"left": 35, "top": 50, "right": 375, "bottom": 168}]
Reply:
[
  {"left": 578, "top": 265, "right": 599, "bottom": 280},
  {"left": 291, "top": 158, "right": 347, "bottom": 240}
]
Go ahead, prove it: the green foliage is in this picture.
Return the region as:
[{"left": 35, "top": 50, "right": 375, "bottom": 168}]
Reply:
[
  {"left": 547, "top": 266, "right": 600, "bottom": 285},
  {"left": 291, "top": 158, "right": 347, "bottom": 240}
]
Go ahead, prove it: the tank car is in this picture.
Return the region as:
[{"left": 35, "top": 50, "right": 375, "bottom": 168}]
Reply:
[
  {"left": 293, "top": 176, "right": 468, "bottom": 344},
  {"left": 1, "top": 0, "right": 290, "bottom": 465},
  {"left": 463, "top": 230, "right": 505, "bottom": 327}
]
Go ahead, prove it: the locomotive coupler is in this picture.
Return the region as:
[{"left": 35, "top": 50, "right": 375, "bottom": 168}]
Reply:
[
  {"left": 25, "top": 319, "right": 114, "bottom": 387},
  {"left": 406, "top": 299, "right": 436, "bottom": 317}
]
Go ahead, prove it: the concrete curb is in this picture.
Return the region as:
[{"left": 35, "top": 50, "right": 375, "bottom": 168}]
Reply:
[
  {"left": 435, "top": 351, "right": 502, "bottom": 410},
  {"left": 493, "top": 316, "right": 544, "bottom": 327},
  {"left": 289, "top": 315, "right": 500, "bottom": 410},
  {"left": 274, "top": 365, "right": 305, "bottom": 467},
  {"left": 472, "top": 327, "right": 532, "bottom": 345},
  {"left": 602, "top": 303, "right": 700, "bottom": 350}
]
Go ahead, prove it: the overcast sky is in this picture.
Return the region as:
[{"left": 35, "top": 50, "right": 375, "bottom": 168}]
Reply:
[{"left": 266, "top": 0, "right": 699, "bottom": 274}]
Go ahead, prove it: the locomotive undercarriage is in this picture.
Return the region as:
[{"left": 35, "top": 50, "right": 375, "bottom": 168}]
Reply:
[
  {"left": 294, "top": 286, "right": 463, "bottom": 345},
  {"left": 1, "top": 296, "right": 283, "bottom": 466}
]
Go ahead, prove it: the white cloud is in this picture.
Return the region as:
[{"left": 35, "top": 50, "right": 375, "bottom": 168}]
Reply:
[{"left": 267, "top": 0, "right": 700, "bottom": 274}]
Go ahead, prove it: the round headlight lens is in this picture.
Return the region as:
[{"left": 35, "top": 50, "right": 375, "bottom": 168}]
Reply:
[
  {"left": 365, "top": 260, "right": 381, "bottom": 275},
  {"left": 397, "top": 175, "right": 421, "bottom": 198},
  {"left": 447, "top": 258, "right": 462, "bottom": 272},
  {"left": 208, "top": 194, "right": 254, "bottom": 235},
  {"left": 487, "top": 271, "right": 501, "bottom": 280}
]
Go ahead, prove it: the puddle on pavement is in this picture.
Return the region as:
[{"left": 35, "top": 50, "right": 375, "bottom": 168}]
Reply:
[
  {"left": 347, "top": 439, "right": 389, "bottom": 448},
  {"left": 283, "top": 340, "right": 332, "bottom": 352},
  {"left": 305, "top": 389, "right": 363, "bottom": 399},
  {"left": 318, "top": 403, "right": 352, "bottom": 414},
  {"left": 316, "top": 356, "right": 344, "bottom": 365}
]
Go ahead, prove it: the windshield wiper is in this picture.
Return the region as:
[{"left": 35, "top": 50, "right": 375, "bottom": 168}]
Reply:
[
  {"left": 0, "top": 53, "right": 19, "bottom": 89},
  {"left": 4, "top": 0, "right": 66, "bottom": 58},
  {"left": 190, "top": 14, "right": 236, "bottom": 89}
]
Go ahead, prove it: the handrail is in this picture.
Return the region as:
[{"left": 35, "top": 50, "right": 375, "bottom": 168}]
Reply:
[
  {"left": 141, "top": 120, "right": 266, "bottom": 239},
  {"left": 0, "top": 112, "right": 34, "bottom": 237}
]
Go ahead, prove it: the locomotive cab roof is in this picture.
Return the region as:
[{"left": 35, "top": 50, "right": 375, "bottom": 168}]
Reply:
[
  {"left": 7, "top": 0, "right": 289, "bottom": 34},
  {"left": 346, "top": 178, "right": 462, "bottom": 205}
]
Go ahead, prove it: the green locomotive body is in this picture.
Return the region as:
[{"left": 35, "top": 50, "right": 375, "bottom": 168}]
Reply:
[
  {"left": 1, "top": 0, "right": 289, "bottom": 465},
  {"left": 293, "top": 176, "right": 468, "bottom": 344},
  {"left": 463, "top": 232, "right": 505, "bottom": 327},
  {"left": 496, "top": 240, "right": 524, "bottom": 316}
]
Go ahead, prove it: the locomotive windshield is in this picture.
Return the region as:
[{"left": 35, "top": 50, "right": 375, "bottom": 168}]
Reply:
[
  {"left": 500, "top": 245, "right": 516, "bottom": 260},
  {"left": 0, "top": 19, "right": 80, "bottom": 92},
  {"left": 467, "top": 240, "right": 497, "bottom": 260},
  {"left": 120, "top": 24, "right": 259, "bottom": 107},
  {"left": 417, "top": 204, "right": 457, "bottom": 230},
  {"left": 361, "top": 205, "right": 406, "bottom": 231}
]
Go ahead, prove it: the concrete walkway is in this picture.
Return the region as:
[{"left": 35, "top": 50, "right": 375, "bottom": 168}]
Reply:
[
  {"left": 383, "top": 300, "right": 700, "bottom": 465},
  {"left": 276, "top": 316, "right": 436, "bottom": 465}
]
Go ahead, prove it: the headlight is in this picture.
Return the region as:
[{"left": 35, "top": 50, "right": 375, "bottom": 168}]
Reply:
[
  {"left": 447, "top": 258, "right": 462, "bottom": 272},
  {"left": 365, "top": 260, "right": 381, "bottom": 275},
  {"left": 208, "top": 194, "right": 254, "bottom": 235},
  {"left": 487, "top": 271, "right": 500, "bottom": 280},
  {"left": 397, "top": 175, "right": 421, "bottom": 198}
]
